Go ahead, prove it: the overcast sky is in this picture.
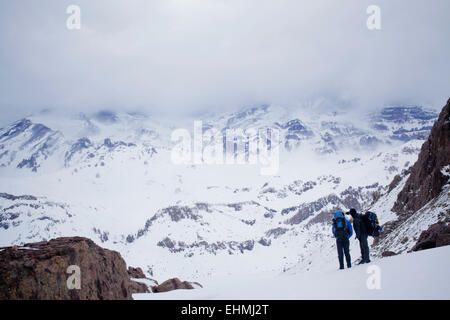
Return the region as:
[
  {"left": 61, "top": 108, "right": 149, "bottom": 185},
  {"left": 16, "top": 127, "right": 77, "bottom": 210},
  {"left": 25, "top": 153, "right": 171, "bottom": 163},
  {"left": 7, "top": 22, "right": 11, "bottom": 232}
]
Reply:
[{"left": 0, "top": 0, "right": 449, "bottom": 127}]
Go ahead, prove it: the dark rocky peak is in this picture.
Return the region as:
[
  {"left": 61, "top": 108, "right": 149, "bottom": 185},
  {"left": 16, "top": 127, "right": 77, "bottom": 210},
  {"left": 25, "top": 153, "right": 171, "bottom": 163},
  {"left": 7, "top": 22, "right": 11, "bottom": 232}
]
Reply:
[
  {"left": 390, "top": 126, "right": 433, "bottom": 142},
  {"left": 392, "top": 98, "right": 450, "bottom": 217},
  {"left": 411, "top": 221, "right": 450, "bottom": 252},
  {"left": 377, "top": 106, "right": 438, "bottom": 123},
  {"left": 0, "top": 119, "right": 33, "bottom": 141},
  {"left": 279, "top": 119, "right": 305, "bottom": 131},
  {"left": 64, "top": 137, "right": 93, "bottom": 164},
  {"left": 0, "top": 192, "right": 38, "bottom": 201},
  {"left": 103, "top": 138, "right": 136, "bottom": 149},
  {"left": 280, "top": 119, "right": 314, "bottom": 138},
  {"left": 21, "top": 123, "right": 52, "bottom": 147}
]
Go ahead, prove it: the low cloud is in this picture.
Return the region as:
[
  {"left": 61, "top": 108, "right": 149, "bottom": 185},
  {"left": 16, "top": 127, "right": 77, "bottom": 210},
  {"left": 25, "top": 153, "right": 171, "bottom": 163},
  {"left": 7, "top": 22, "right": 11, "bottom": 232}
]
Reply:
[{"left": 0, "top": 0, "right": 449, "bottom": 126}]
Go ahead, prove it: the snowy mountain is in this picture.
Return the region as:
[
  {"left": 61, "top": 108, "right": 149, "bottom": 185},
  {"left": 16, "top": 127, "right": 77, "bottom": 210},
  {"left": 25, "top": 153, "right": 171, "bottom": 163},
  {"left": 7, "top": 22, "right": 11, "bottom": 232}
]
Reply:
[{"left": 0, "top": 102, "right": 443, "bottom": 283}]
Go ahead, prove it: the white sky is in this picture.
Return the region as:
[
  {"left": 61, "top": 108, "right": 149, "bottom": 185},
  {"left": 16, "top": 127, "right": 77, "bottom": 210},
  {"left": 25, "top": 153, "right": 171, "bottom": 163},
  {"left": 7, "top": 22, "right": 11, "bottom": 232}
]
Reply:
[{"left": 0, "top": 0, "right": 449, "bottom": 126}]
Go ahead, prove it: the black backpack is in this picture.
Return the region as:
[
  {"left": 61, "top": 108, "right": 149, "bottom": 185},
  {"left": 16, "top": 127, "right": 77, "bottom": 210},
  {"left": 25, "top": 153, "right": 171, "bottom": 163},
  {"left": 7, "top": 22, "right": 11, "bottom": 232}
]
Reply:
[
  {"left": 365, "top": 212, "right": 380, "bottom": 237},
  {"left": 333, "top": 217, "right": 349, "bottom": 239}
]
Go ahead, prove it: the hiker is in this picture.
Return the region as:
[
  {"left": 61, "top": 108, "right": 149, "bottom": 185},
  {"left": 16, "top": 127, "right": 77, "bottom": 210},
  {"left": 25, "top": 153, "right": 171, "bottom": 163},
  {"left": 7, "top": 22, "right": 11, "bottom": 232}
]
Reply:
[
  {"left": 348, "top": 208, "right": 370, "bottom": 264},
  {"left": 332, "top": 210, "right": 353, "bottom": 270}
]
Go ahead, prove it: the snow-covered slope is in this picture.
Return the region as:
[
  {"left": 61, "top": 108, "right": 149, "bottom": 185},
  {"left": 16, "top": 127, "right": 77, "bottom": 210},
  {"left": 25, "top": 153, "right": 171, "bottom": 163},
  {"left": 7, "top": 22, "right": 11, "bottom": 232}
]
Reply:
[
  {"left": 373, "top": 183, "right": 450, "bottom": 254},
  {"left": 0, "top": 103, "right": 441, "bottom": 282},
  {"left": 134, "top": 245, "right": 450, "bottom": 300}
]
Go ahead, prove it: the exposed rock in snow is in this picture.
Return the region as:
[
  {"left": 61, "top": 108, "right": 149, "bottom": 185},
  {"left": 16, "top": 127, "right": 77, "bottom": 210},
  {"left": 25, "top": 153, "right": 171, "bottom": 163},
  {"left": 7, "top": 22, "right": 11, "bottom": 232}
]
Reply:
[
  {"left": 371, "top": 99, "right": 450, "bottom": 256},
  {"left": 152, "top": 277, "right": 203, "bottom": 293},
  {"left": 0, "top": 237, "right": 149, "bottom": 300},
  {"left": 393, "top": 98, "right": 450, "bottom": 216},
  {"left": 412, "top": 221, "right": 450, "bottom": 251}
]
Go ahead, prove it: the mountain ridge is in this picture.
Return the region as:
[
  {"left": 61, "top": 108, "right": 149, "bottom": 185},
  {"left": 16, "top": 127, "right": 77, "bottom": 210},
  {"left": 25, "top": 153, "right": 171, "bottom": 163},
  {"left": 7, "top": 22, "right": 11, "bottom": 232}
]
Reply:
[{"left": 0, "top": 102, "right": 444, "bottom": 281}]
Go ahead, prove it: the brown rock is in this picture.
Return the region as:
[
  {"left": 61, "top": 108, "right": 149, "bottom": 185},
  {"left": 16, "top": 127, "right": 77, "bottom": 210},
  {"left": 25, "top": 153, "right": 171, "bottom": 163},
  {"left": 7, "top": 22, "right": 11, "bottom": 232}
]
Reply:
[
  {"left": 0, "top": 237, "right": 149, "bottom": 300},
  {"left": 375, "top": 99, "right": 450, "bottom": 249},
  {"left": 393, "top": 98, "right": 450, "bottom": 216},
  {"left": 129, "top": 280, "right": 150, "bottom": 295},
  {"left": 387, "top": 174, "right": 403, "bottom": 193},
  {"left": 127, "top": 266, "right": 146, "bottom": 279},
  {"left": 381, "top": 251, "right": 398, "bottom": 257},
  {"left": 152, "top": 277, "right": 201, "bottom": 293},
  {"left": 411, "top": 222, "right": 450, "bottom": 252}
]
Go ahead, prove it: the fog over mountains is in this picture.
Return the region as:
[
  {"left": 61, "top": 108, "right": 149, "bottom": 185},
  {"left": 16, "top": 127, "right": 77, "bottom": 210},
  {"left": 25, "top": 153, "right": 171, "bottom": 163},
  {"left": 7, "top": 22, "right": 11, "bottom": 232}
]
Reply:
[{"left": 1, "top": 1, "right": 449, "bottom": 125}]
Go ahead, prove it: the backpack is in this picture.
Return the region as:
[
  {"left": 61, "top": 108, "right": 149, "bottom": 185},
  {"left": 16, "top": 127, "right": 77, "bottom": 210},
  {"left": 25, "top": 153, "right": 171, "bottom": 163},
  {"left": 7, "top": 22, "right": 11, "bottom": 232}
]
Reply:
[
  {"left": 333, "top": 217, "right": 349, "bottom": 240},
  {"left": 365, "top": 212, "right": 380, "bottom": 237}
]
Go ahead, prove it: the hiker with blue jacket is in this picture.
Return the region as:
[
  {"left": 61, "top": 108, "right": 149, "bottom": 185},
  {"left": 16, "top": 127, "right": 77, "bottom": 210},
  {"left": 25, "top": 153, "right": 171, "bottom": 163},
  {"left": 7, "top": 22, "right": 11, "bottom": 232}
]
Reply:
[{"left": 332, "top": 211, "right": 353, "bottom": 270}]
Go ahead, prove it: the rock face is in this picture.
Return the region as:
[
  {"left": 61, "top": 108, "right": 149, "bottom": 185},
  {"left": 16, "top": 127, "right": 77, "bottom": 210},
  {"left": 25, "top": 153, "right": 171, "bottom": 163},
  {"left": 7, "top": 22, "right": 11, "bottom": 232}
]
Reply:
[
  {"left": 374, "top": 99, "right": 450, "bottom": 251},
  {"left": 127, "top": 266, "right": 146, "bottom": 279},
  {"left": 393, "top": 98, "right": 450, "bottom": 216},
  {"left": 129, "top": 280, "right": 150, "bottom": 295},
  {"left": 412, "top": 222, "right": 450, "bottom": 252},
  {"left": 152, "top": 277, "right": 202, "bottom": 293},
  {"left": 0, "top": 237, "right": 149, "bottom": 300}
]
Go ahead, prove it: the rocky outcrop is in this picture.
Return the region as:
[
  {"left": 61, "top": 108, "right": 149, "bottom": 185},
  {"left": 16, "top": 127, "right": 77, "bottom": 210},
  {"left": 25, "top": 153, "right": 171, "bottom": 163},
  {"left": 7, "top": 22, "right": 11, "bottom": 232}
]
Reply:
[
  {"left": 374, "top": 99, "right": 450, "bottom": 250},
  {"left": 0, "top": 237, "right": 149, "bottom": 300},
  {"left": 381, "top": 251, "right": 398, "bottom": 257},
  {"left": 411, "top": 222, "right": 450, "bottom": 252},
  {"left": 152, "top": 278, "right": 202, "bottom": 293},
  {"left": 0, "top": 193, "right": 38, "bottom": 201},
  {"left": 393, "top": 98, "right": 450, "bottom": 216},
  {"left": 127, "top": 266, "right": 146, "bottom": 279},
  {"left": 129, "top": 280, "right": 150, "bottom": 295},
  {"left": 126, "top": 266, "right": 152, "bottom": 294}
]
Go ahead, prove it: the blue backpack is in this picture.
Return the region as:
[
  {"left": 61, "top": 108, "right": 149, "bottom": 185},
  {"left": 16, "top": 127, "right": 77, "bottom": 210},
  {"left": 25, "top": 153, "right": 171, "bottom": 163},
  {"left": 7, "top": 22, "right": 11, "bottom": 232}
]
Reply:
[
  {"left": 333, "top": 217, "right": 349, "bottom": 240},
  {"left": 365, "top": 212, "right": 380, "bottom": 237}
]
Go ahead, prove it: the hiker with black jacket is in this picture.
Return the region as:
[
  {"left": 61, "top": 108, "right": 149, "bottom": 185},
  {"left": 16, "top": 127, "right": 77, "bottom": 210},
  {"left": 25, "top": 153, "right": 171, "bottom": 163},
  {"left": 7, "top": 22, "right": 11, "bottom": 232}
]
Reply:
[
  {"left": 348, "top": 208, "right": 370, "bottom": 264},
  {"left": 332, "top": 210, "right": 353, "bottom": 270}
]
